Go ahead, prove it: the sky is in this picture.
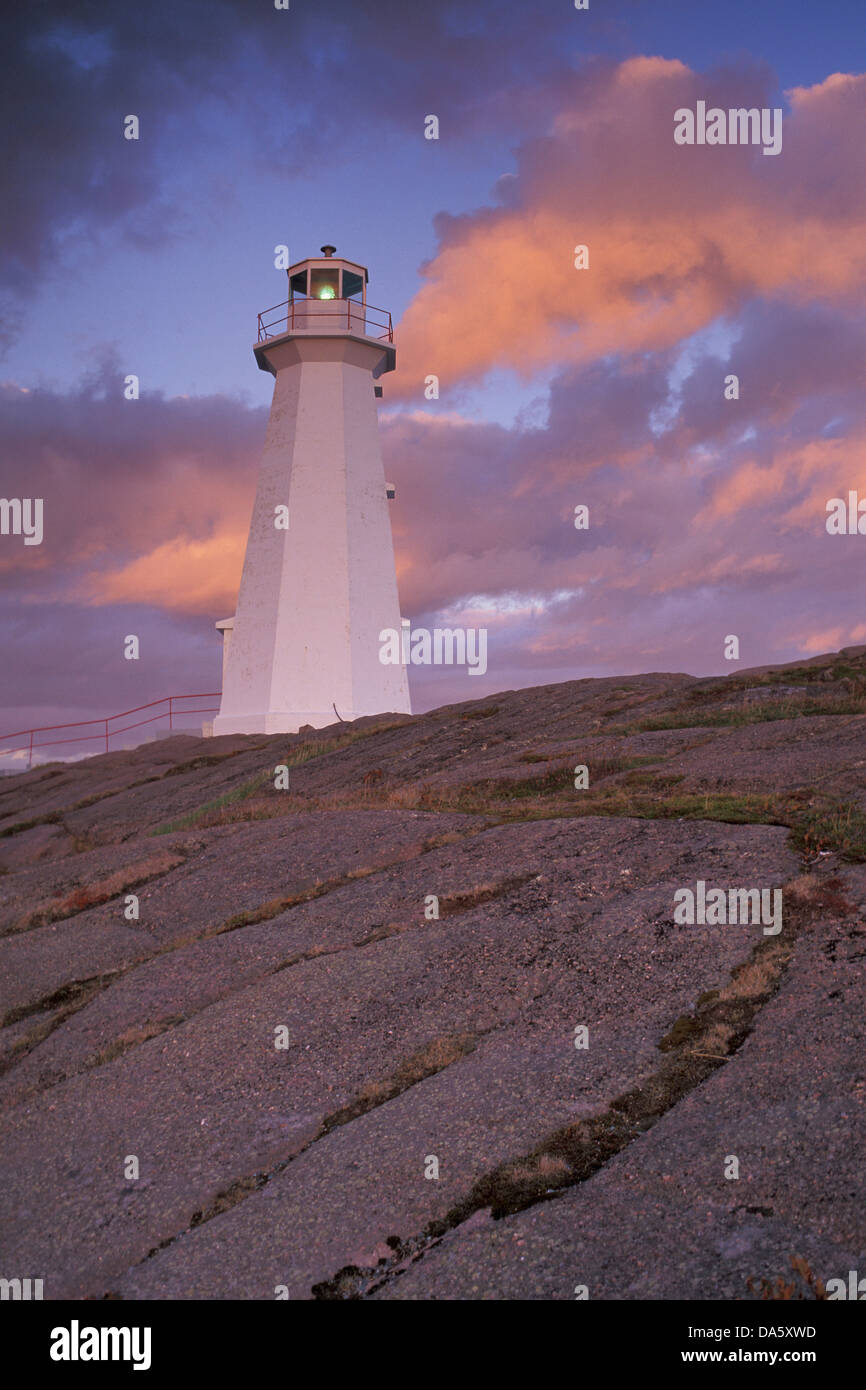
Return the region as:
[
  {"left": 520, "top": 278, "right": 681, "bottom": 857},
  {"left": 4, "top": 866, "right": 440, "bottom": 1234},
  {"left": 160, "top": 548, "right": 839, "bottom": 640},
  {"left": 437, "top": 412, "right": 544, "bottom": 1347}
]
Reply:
[{"left": 1, "top": 0, "right": 865, "bottom": 763}]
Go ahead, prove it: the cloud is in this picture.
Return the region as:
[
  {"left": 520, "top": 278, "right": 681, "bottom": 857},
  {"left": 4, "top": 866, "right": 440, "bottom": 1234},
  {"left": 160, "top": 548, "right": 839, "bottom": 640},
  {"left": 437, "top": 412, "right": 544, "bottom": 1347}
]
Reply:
[
  {"left": 86, "top": 531, "right": 247, "bottom": 614},
  {"left": 7, "top": 267, "right": 866, "bottom": 725},
  {"left": 392, "top": 58, "right": 866, "bottom": 392},
  {"left": 0, "top": 362, "right": 263, "bottom": 615},
  {"left": 385, "top": 280, "right": 866, "bottom": 688},
  {"left": 4, "top": 49, "right": 866, "bottom": 730},
  {"left": 0, "top": 0, "right": 575, "bottom": 331}
]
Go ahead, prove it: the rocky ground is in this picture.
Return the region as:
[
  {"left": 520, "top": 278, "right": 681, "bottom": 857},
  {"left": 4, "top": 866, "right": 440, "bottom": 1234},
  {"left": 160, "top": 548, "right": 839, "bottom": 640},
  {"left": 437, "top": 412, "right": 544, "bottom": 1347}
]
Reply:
[{"left": 1, "top": 647, "right": 865, "bottom": 1300}]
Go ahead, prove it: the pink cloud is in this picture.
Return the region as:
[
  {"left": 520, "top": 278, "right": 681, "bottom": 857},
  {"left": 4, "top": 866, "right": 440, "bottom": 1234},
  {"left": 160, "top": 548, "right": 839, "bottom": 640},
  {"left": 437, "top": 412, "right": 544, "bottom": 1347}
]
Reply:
[
  {"left": 5, "top": 58, "right": 866, "bottom": 729},
  {"left": 391, "top": 60, "right": 866, "bottom": 394}
]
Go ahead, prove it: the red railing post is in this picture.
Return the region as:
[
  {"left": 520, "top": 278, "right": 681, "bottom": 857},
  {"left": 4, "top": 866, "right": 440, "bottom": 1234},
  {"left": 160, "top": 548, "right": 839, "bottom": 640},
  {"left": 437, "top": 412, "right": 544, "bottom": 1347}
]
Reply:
[
  {"left": 0, "top": 693, "right": 221, "bottom": 767},
  {"left": 169, "top": 695, "right": 173, "bottom": 731}
]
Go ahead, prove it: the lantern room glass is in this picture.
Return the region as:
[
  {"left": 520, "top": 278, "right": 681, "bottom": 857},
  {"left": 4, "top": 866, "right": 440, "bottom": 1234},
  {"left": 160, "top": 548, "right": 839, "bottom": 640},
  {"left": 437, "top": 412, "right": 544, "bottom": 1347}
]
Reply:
[{"left": 310, "top": 268, "right": 340, "bottom": 300}]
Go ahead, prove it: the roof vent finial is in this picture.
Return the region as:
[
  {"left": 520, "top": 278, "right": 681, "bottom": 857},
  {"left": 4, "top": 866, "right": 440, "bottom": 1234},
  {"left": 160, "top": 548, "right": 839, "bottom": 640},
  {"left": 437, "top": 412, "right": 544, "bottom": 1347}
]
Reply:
[{"left": 321, "top": 244, "right": 336, "bottom": 257}]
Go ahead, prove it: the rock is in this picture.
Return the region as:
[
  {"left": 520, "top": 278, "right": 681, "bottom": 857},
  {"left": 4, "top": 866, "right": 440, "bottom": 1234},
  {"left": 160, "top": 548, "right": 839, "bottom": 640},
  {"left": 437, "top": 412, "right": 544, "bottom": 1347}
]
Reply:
[{"left": 0, "top": 647, "right": 864, "bottom": 1299}]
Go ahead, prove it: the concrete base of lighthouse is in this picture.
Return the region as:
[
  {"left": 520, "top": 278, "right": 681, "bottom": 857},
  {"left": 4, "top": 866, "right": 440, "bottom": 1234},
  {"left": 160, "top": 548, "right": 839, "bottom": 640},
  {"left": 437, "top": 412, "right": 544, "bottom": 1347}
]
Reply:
[
  {"left": 212, "top": 323, "right": 411, "bottom": 738},
  {"left": 213, "top": 709, "right": 388, "bottom": 735}
]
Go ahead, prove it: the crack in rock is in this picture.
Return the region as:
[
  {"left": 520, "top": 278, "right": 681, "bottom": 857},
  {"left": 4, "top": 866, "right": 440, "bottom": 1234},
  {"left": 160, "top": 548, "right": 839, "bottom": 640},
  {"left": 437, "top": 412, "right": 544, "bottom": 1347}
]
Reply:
[{"left": 311, "top": 874, "right": 852, "bottom": 1299}]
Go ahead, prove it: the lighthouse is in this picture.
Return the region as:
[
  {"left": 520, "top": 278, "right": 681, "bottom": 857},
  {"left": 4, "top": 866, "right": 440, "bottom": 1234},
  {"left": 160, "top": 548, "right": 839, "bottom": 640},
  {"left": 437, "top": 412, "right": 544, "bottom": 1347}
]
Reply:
[{"left": 212, "top": 247, "right": 411, "bottom": 735}]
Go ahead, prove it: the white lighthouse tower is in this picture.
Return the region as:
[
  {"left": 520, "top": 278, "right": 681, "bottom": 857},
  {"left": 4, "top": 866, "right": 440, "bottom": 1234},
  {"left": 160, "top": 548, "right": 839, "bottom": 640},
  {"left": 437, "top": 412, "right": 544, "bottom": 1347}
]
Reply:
[{"left": 212, "top": 246, "right": 411, "bottom": 735}]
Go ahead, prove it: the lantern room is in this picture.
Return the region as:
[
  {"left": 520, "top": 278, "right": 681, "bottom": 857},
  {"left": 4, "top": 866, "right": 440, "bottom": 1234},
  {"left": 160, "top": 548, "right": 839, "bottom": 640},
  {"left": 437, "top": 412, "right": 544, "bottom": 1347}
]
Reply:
[
  {"left": 288, "top": 245, "right": 368, "bottom": 305},
  {"left": 255, "top": 243, "right": 394, "bottom": 375}
]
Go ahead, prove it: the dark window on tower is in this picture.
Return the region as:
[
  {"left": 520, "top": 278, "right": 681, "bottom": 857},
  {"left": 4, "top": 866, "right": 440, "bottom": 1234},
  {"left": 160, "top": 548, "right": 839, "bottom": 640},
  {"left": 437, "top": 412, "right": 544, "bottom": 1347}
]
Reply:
[
  {"left": 289, "top": 271, "right": 308, "bottom": 298},
  {"left": 343, "top": 271, "right": 364, "bottom": 300}
]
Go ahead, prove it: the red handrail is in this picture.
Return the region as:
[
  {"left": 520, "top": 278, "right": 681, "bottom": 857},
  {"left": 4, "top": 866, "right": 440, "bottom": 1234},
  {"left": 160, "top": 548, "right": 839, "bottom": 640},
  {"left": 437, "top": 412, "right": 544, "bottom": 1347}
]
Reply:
[
  {"left": 257, "top": 296, "right": 394, "bottom": 344},
  {"left": 0, "top": 693, "right": 221, "bottom": 769}
]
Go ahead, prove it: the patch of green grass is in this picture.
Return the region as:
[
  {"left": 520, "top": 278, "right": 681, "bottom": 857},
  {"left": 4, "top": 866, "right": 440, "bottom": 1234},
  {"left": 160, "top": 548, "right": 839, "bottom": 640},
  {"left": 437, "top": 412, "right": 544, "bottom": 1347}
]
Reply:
[
  {"left": 406, "top": 774, "right": 866, "bottom": 861},
  {"left": 613, "top": 695, "right": 866, "bottom": 735},
  {"left": 512, "top": 754, "right": 663, "bottom": 788},
  {"left": 475, "top": 783, "right": 866, "bottom": 862},
  {"left": 492, "top": 770, "right": 573, "bottom": 800},
  {"left": 150, "top": 751, "right": 866, "bottom": 865},
  {"left": 151, "top": 723, "right": 404, "bottom": 834},
  {"left": 533, "top": 789, "right": 779, "bottom": 826},
  {"left": 788, "top": 799, "right": 866, "bottom": 862},
  {"left": 282, "top": 738, "right": 343, "bottom": 766},
  {"left": 148, "top": 704, "right": 866, "bottom": 869},
  {"left": 620, "top": 770, "right": 685, "bottom": 788},
  {"left": 464, "top": 756, "right": 659, "bottom": 802},
  {"left": 762, "top": 660, "right": 865, "bottom": 687},
  {"left": 0, "top": 810, "right": 63, "bottom": 838},
  {"left": 154, "top": 774, "right": 267, "bottom": 834},
  {"left": 404, "top": 774, "right": 781, "bottom": 827}
]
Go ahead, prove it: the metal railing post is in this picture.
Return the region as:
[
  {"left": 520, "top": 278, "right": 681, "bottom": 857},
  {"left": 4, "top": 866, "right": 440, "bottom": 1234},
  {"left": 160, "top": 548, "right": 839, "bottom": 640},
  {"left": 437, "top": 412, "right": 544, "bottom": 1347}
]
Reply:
[{"left": 0, "top": 693, "right": 222, "bottom": 766}]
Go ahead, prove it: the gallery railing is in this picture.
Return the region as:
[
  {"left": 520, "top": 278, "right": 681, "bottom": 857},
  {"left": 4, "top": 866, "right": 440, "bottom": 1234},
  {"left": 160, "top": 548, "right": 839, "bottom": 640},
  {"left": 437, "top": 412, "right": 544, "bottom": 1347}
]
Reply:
[{"left": 256, "top": 297, "right": 394, "bottom": 343}]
